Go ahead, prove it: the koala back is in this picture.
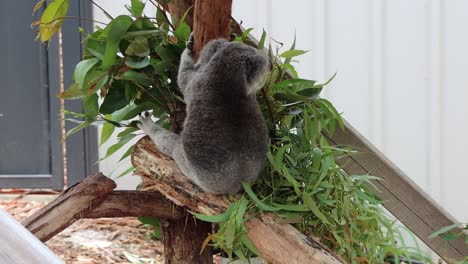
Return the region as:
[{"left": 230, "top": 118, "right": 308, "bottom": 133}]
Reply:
[{"left": 181, "top": 41, "right": 269, "bottom": 189}]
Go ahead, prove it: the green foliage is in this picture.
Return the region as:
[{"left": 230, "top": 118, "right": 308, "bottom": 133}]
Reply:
[
  {"left": 138, "top": 217, "right": 162, "bottom": 240},
  {"left": 37, "top": 0, "right": 69, "bottom": 42},
  {"left": 34, "top": 1, "right": 433, "bottom": 263}
]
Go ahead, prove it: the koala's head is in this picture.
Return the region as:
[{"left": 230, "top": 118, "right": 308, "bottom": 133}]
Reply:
[{"left": 209, "top": 41, "right": 272, "bottom": 95}]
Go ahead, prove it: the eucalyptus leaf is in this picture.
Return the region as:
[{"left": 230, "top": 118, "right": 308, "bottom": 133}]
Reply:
[
  {"left": 102, "top": 15, "right": 134, "bottom": 70},
  {"left": 130, "top": 0, "right": 145, "bottom": 17},
  {"left": 39, "top": 0, "right": 69, "bottom": 42},
  {"left": 125, "top": 56, "right": 150, "bottom": 69},
  {"left": 74, "top": 58, "right": 99, "bottom": 89},
  {"left": 99, "top": 81, "right": 129, "bottom": 114},
  {"left": 279, "top": 49, "right": 308, "bottom": 58},
  {"left": 100, "top": 122, "right": 115, "bottom": 146}
]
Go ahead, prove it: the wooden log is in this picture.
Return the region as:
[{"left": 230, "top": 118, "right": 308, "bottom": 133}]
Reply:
[
  {"left": 131, "top": 136, "right": 345, "bottom": 264},
  {"left": 325, "top": 120, "right": 468, "bottom": 261},
  {"left": 84, "top": 190, "right": 185, "bottom": 220},
  {"left": 23, "top": 173, "right": 116, "bottom": 242},
  {"left": 23, "top": 173, "right": 185, "bottom": 242},
  {"left": 0, "top": 209, "right": 63, "bottom": 264}
]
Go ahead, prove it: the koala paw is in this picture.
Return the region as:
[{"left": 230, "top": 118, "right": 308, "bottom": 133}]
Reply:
[
  {"left": 186, "top": 32, "right": 194, "bottom": 53},
  {"left": 138, "top": 112, "right": 162, "bottom": 135}
]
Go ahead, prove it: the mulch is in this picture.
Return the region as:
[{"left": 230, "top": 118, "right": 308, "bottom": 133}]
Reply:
[{"left": 1, "top": 197, "right": 164, "bottom": 264}]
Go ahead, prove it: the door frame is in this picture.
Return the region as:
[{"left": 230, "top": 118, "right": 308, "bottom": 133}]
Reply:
[{"left": 0, "top": 1, "right": 97, "bottom": 190}]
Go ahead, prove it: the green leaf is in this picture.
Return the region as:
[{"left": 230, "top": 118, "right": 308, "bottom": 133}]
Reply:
[
  {"left": 273, "top": 92, "right": 306, "bottom": 103},
  {"left": 302, "top": 193, "right": 332, "bottom": 226},
  {"left": 174, "top": 22, "right": 190, "bottom": 42},
  {"left": 57, "top": 83, "right": 87, "bottom": 99},
  {"left": 125, "top": 36, "right": 150, "bottom": 57},
  {"left": 297, "top": 88, "right": 322, "bottom": 99},
  {"left": 85, "top": 30, "right": 105, "bottom": 59},
  {"left": 65, "top": 120, "right": 94, "bottom": 138},
  {"left": 82, "top": 94, "right": 99, "bottom": 119},
  {"left": 274, "top": 144, "right": 292, "bottom": 169},
  {"left": 257, "top": 29, "right": 266, "bottom": 49},
  {"left": 125, "top": 56, "right": 150, "bottom": 69},
  {"left": 100, "top": 122, "right": 115, "bottom": 146},
  {"left": 114, "top": 166, "right": 134, "bottom": 179},
  {"left": 156, "top": 6, "right": 169, "bottom": 32},
  {"left": 442, "top": 232, "right": 459, "bottom": 241},
  {"left": 117, "top": 127, "right": 139, "bottom": 138},
  {"left": 138, "top": 216, "right": 161, "bottom": 240},
  {"left": 99, "top": 81, "right": 129, "bottom": 114},
  {"left": 130, "top": 0, "right": 145, "bottom": 17},
  {"left": 284, "top": 33, "right": 296, "bottom": 65},
  {"left": 429, "top": 223, "right": 461, "bottom": 239},
  {"left": 39, "top": 0, "right": 70, "bottom": 42},
  {"left": 102, "top": 15, "right": 134, "bottom": 70},
  {"left": 119, "top": 145, "right": 135, "bottom": 162},
  {"left": 32, "top": 0, "right": 46, "bottom": 15},
  {"left": 101, "top": 134, "right": 136, "bottom": 160},
  {"left": 85, "top": 71, "right": 109, "bottom": 94},
  {"left": 235, "top": 197, "right": 249, "bottom": 227},
  {"left": 279, "top": 49, "right": 308, "bottom": 58},
  {"left": 242, "top": 182, "right": 280, "bottom": 212},
  {"left": 121, "top": 70, "right": 151, "bottom": 86},
  {"left": 240, "top": 234, "right": 258, "bottom": 255},
  {"left": 225, "top": 220, "right": 235, "bottom": 251},
  {"left": 273, "top": 78, "right": 317, "bottom": 91},
  {"left": 74, "top": 58, "right": 99, "bottom": 89},
  {"left": 191, "top": 204, "right": 235, "bottom": 223}
]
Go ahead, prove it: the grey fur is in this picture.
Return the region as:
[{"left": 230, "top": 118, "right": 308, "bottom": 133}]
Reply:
[{"left": 138, "top": 34, "right": 270, "bottom": 194}]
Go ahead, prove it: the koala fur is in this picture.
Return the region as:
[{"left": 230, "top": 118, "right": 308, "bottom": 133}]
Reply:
[{"left": 138, "top": 34, "right": 270, "bottom": 194}]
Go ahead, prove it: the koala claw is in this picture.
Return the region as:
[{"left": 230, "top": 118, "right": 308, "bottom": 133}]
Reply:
[
  {"left": 186, "top": 32, "right": 194, "bottom": 52},
  {"left": 138, "top": 112, "right": 162, "bottom": 134}
]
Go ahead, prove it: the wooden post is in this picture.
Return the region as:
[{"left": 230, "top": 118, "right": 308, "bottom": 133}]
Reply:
[{"left": 154, "top": 1, "right": 233, "bottom": 263}]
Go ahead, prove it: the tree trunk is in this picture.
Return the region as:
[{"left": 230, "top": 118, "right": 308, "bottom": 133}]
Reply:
[
  {"left": 156, "top": 1, "right": 233, "bottom": 263},
  {"left": 161, "top": 217, "right": 213, "bottom": 264},
  {"left": 193, "top": 0, "right": 233, "bottom": 57}
]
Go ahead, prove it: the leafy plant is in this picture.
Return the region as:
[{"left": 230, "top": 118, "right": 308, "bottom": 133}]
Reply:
[{"left": 34, "top": 1, "right": 433, "bottom": 263}]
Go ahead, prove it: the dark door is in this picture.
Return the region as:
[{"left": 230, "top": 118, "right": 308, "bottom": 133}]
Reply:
[{"left": 0, "top": 1, "right": 97, "bottom": 190}]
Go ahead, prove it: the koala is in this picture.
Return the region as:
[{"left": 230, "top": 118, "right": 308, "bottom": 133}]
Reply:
[{"left": 138, "top": 34, "right": 271, "bottom": 194}]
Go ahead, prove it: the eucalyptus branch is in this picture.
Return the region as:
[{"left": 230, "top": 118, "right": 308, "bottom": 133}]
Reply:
[{"left": 89, "top": 0, "right": 114, "bottom": 20}]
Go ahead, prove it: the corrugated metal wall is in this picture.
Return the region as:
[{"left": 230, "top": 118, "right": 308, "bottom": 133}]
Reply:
[{"left": 233, "top": 0, "right": 467, "bottom": 222}]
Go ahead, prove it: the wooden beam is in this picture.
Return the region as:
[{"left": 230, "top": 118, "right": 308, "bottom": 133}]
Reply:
[
  {"left": 131, "top": 136, "right": 345, "bottom": 264},
  {"left": 23, "top": 173, "right": 185, "bottom": 242},
  {"left": 0, "top": 209, "right": 62, "bottom": 264},
  {"left": 325, "top": 119, "right": 468, "bottom": 261}
]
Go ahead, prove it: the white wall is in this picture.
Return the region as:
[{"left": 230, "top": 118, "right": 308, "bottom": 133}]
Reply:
[
  {"left": 93, "top": 1, "right": 467, "bottom": 222},
  {"left": 234, "top": 0, "right": 467, "bottom": 223}
]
